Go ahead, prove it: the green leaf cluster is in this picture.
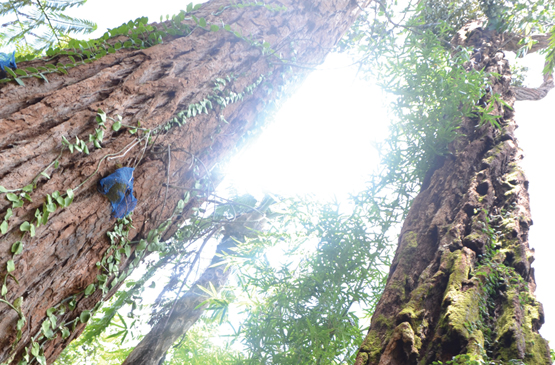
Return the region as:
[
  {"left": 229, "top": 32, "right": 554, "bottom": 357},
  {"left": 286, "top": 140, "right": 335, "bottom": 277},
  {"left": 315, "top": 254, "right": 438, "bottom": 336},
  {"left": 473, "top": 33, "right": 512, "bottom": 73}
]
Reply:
[{"left": 0, "top": 0, "right": 96, "bottom": 51}]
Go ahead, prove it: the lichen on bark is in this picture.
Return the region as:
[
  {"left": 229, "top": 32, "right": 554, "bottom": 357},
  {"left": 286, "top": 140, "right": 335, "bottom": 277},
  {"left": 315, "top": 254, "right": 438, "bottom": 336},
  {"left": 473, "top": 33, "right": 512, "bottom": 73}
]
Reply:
[{"left": 355, "top": 21, "right": 551, "bottom": 365}]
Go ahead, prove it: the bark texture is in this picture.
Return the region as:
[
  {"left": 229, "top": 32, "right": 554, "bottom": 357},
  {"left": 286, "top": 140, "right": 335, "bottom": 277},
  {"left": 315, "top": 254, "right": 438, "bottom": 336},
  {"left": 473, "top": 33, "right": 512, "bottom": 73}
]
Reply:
[
  {"left": 355, "top": 23, "right": 551, "bottom": 365},
  {"left": 0, "top": 0, "right": 365, "bottom": 363}
]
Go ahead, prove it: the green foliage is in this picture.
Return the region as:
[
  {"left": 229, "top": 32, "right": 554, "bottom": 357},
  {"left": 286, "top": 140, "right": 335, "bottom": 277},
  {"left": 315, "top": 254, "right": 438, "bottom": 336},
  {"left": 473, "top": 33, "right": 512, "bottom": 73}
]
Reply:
[
  {"left": 0, "top": 0, "right": 96, "bottom": 52},
  {"left": 222, "top": 197, "right": 393, "bottom": 364},
  {"left": 167, "top": 319, "right": 244, "bottom": 364},
  {"left": 11, "top": 0, "right": 555, "bottom": 363}
]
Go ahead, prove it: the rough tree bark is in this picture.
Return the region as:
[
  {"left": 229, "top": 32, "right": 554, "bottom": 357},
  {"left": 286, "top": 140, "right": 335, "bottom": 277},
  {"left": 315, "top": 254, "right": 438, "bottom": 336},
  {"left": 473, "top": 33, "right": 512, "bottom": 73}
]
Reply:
[
  {"left": 0, "top": 0, "right": 365, "bottom": 363},
  {"left": 355, "top": 22, "right": 552, "bottom": 365}
]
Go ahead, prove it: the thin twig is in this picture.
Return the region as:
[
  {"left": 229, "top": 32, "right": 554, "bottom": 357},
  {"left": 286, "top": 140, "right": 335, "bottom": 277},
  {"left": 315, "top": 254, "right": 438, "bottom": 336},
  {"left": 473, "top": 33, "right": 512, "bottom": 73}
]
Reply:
[
  {"left": 159, "top": 226, "right": 221, "bottom": 333},
  {"left": 34, "top": 0, "right": 61, "bottom": 47},
  {"left": 159, "top": 144, "right": 171, "bottom": 222}
]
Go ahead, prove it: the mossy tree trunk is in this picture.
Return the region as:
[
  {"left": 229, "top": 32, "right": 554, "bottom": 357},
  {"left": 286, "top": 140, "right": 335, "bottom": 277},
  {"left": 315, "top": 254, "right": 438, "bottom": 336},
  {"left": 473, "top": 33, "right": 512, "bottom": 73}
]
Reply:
[
  {"left": 355, "top": 23, "right": 552, "bottom": 365},
  {"left": 0, "top": 1, "right": 364, "bottom": 363}
]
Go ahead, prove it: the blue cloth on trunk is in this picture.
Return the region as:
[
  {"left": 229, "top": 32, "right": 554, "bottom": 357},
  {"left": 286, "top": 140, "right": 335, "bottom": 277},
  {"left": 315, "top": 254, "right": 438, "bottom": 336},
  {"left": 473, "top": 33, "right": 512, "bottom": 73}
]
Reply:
[
  {"left": 0, "top": 51, "right": 16, "bottom": 72},
  {"left": 98, "top": 167, "right": 137, "bottom": 219}
]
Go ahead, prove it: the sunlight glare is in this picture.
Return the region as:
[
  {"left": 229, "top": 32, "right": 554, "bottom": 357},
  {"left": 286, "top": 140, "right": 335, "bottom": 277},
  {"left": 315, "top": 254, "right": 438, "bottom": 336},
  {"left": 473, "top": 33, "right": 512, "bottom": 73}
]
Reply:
[{"left": 224, "top": 53, "right": 389, "bottom": 198}]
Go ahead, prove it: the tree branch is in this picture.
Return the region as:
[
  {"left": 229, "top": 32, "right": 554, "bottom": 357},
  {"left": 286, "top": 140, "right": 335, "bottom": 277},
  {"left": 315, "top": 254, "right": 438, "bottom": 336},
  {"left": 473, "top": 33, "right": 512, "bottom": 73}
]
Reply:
[{"left": 512, "top": 74, "right": 554, "bottom": 101}]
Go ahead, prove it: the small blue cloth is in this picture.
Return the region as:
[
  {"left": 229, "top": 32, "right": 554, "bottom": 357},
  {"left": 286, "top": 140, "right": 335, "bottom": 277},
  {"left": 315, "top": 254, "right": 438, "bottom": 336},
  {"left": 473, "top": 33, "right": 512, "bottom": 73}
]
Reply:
[
  {"left": 98, "top": 167, "right": 137, "bottom": 219},
  {"left": 0, "top": 51, "right": 16, "bottom": 72}
]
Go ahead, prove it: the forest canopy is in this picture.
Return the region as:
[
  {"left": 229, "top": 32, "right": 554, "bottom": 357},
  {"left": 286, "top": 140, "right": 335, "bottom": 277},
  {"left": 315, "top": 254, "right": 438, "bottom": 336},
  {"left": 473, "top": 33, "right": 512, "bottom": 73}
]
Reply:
[{"left": 0, "top": 0, "right": 554, "bottom": 364}]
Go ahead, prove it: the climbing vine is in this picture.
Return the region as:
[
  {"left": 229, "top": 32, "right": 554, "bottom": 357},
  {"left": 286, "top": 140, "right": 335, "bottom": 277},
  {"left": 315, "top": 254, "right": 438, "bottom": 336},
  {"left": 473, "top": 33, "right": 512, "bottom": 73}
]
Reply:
[{"left": 0, "top": 1, "right": 292, "bottom": 362}]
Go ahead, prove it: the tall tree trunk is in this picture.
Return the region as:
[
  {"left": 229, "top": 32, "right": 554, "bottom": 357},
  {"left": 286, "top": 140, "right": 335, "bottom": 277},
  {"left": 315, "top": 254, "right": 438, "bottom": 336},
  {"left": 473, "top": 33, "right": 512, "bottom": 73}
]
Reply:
[
  {"left": 123, "top": 206, "right": 268, "bottom": 365},
  {"left": 355, "top": 23, "right": 552, "bottom": 365},
  {"left": 0, "top": 1, "right": 364, "bottom": 363}
]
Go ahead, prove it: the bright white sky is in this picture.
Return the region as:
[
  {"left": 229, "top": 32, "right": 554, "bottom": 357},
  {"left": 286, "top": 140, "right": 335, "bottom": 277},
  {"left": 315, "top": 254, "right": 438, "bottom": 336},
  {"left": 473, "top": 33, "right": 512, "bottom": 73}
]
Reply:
[
  {"left": 512, "top": 53, "right": 555, "bottom": 345},
  {"left": 16, "top": 0, "right": 555, "bottom": 352}
]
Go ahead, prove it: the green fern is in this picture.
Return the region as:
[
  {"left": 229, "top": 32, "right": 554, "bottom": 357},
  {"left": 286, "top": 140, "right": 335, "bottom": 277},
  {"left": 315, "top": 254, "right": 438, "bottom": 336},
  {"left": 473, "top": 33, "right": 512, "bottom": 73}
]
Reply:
[{"left": 0, "top": 0, "right": 96, "bottom": 52}]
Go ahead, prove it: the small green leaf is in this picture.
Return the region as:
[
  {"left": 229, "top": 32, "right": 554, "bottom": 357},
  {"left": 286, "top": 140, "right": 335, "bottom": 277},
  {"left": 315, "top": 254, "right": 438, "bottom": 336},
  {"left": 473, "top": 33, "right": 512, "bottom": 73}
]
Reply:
[
  {"left": 80, "top": 310, "right": 91, "bottom": 323},
  {"left": 26, "top": 67, "right": 38, "bottom": 73},
  {"left": 7, "top": 260, "right": 15, "bottom": 273},
  {"left": 187, "top": 3, "right": 193, "bottom": 12},
  {"left": 17, "top": 317, "right": 25, "bottom": 331},
  {"left": 30, "top": 223, "right": 35, "bottom": 237},
  {"left": 1, "top": 284, "right": 6, "bottom": 296},
  {"left": 12, "top": 200, "right": 24, "bottom": 208},
  {"left": 113, "top": 121, "right": 121, "bottom": 131},
  {"left": 61, "top": 327, "right": 70, "bottom": 339},
  {"left": 0, "top": 186, "right": 7, "bottom": 193},
  {"left": 96, "top": 109, "right": 106, "bottom": 123},
  {"left": 41, "top": 210, "right": 49, "bottom": 226},
  {"left": 194, "top": 3, "right": 202, "bottom": 9},
  {"left": 5, "top": 68, "right": 17, "bottom": 77},
  {"left": 210, "top": 24, "right": 219, "bottom": 32},
  {"left": 84, "top": 284, "right": 96, "bottom": 296},
  {"left": 31, "top": 341, "right": 40, "bottom": 357},
  {"left": 48, "top": 313, "right": 57, "bottom": 328},
  {"left": 199, "top": 18, "right": 207, "bottom": 27},
  {"left": 224, "top": 24, "right": 231, "bottom": 31},
  {"left": 0, "top": 221, "right": 7, "bottom": 235},
  {"left": 46, "top": 203, "right": 56, "bottom": 213},
  {"left": 15, "top": 78, "right": 25, "bottom": 86},
  {"left": 20, "top": 222, "right": 30, "bottom": 232},
  {"left": 15, "top": 69, "right": 28, "bottom": 76},
  {"left": 57, "top": 67, "right": 68, "bottom": 75},
  {"left": 136, "top": 239, "right": 147, "bottom": 251},
  {"left": 6, "top": 193, "right": 18, "bottom": 202},
  {"left": 13, "top": 296, "right": 22, "bottom": 309},
  {"left": 42, "top": 319, "right": 54, "bottom": 338},
  {"left": 129, "top": 128, "right": 137, "bottom": 134},
  {"left": 35, "top": 73, "right": 49, "bottom": 83},
  {"left": 22, "top": 184, "right": 33, "bottom": 192},
  {"left": 40, "top": 171, "right": 50, "bottom": 179},
  {"left": 11, "top": 241, "right": 23, "bottom": 255},
  {"left": 5, "top": 208, "right": 12, "bottom": 220}
]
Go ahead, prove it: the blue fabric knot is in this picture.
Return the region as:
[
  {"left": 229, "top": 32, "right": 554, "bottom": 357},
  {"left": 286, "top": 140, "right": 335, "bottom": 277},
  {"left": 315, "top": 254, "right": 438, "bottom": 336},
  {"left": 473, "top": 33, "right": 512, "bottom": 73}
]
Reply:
[
  {"left": 0, "top": 52, "right": 17, "bottom": 75},
  {"left": 98, "top": 167, "right": 137, "bottom": 219}
]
